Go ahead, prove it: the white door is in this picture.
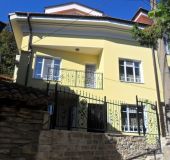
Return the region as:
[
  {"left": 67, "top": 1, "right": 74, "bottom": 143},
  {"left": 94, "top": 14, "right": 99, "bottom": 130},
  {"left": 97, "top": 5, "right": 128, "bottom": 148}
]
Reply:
[{"left": 85, "top": 64, "right": 96, "bottom": 88}]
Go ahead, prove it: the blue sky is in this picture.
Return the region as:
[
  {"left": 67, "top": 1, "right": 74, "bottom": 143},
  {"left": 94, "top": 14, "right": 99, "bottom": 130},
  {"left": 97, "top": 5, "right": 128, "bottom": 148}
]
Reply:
[{"left": 0, "top": 0, "right": 151, "bottom": 22}]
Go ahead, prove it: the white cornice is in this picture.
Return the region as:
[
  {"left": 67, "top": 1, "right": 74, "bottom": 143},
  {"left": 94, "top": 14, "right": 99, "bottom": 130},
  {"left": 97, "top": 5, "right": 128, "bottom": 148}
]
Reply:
[
  {"left": 10, "top": 15, "right": 143, "bottom": 30},
  {"left": 10, "top": 14, "right": 144, "bottom": 43}
]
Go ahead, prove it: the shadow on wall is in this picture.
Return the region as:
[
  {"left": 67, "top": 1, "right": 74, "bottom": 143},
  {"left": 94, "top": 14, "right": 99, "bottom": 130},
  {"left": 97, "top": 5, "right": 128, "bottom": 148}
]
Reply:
[{"left": 45, "top": 83, "right": 123, "bottom": 134}]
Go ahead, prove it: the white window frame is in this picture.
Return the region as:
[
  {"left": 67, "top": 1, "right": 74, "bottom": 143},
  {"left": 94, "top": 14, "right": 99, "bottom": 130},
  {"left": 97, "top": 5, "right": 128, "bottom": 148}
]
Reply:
[
  {"left": 119, "top": 59, "right": 143, "bottom": 83},
  {"left": 34, "top": 56, "right": 61, "bottom": 80},
  {"left": 163, "top": 35, "right": 170, "bottom": 54},
  {"left": 166, "top": 39, "right": 170, "bottom": 54},
  {"left": 121, "top": 105, "right": 147, "bottom": 133}
]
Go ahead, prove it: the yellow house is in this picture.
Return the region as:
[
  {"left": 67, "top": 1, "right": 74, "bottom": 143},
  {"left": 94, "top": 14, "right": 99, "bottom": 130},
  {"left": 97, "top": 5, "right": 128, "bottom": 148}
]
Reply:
[{"left": 9, "top": 2, "right": 163, "bottom": 143}]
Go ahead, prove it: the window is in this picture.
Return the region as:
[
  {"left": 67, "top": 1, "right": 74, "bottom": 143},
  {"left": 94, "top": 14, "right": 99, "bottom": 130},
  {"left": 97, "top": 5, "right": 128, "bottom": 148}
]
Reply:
[
  {"left": 165, "top": 39, "right": 170, "bottom": 54},
  {"left": 34, "top": 56, "right": 61, "bottom": 80},
  {"left": 119, "top": 59, "right": 142, "bottom": 83},
  {"left": 121, "top": 105, "right": 145, "bottom": 132},
  {"left": 85, "top": 64, "right": 96, "bottom": 88}
]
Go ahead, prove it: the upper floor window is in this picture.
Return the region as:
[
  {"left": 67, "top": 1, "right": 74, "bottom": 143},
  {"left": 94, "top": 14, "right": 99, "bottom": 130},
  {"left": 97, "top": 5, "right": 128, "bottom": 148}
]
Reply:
[
  {"left": 119, "top": 59, "right": 142, "bottom": 83},
  {"left": 34, "top": 56, "right": 61, "bottom": 80}
]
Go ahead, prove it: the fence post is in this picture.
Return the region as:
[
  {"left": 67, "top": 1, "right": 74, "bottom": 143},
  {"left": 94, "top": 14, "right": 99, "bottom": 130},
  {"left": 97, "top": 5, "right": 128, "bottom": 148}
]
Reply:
[
  {"left": 104, "top": 96, "right": 107, "bottom": 132},
  {"left": 136, "top": 95, "right": 141, "bottom": 135},
  {"left": 50, "top": 83, "right": 58, "bottom": 129},
  {"left": 155, "top": 101, "right": 162, "bottom": 152},
  {"left": 141, "top": 102, "right": 146, "bottom": 136}
]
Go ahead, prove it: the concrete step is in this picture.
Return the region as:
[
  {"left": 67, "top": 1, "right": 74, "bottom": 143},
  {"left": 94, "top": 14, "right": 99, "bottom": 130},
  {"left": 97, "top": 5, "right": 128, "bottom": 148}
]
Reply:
[
  {"left": 163, "top": 145, "right": 170, "bottom": 160},
  {"left": 145, "top": 153, "right": 163, "bottom": 160}
]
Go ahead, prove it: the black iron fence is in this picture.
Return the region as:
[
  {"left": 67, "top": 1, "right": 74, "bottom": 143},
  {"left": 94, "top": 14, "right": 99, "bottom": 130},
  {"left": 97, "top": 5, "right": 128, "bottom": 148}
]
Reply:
[
  {"left": 47, "top": 68, "right": 103, "bottom": 89},
  {"left": 50, "top": 84, "right": 159, "bottom": 136},
  {"left": 50, "top": 84, "right": 106, "bottom": 132},
  {"left": 47, "top": 83, "right": 161, "bottom": 157}
]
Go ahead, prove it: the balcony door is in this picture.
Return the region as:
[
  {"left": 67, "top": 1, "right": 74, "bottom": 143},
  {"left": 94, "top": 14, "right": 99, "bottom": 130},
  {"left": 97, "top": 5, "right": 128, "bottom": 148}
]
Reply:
[{"left": 85, "top": 64, "right": 96, "bottom": 88}]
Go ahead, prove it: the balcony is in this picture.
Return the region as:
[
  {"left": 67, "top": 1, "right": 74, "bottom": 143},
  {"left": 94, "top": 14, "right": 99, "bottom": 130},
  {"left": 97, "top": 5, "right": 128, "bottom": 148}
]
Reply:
[{"left": 47, "top": 68, "right": 103, "bottom": 89}]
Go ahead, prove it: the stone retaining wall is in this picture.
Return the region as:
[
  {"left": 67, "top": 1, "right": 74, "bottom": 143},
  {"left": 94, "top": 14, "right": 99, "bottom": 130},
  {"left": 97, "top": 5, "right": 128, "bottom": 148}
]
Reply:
[
  {"left": 36, "top": 130, "right": 152, "bottom": 160},
  {"left": 0, "top": 105, "right": 159, "bottom": 160},
  {"left": 0, "top": 105, "right": 45, "bottom": 160}
]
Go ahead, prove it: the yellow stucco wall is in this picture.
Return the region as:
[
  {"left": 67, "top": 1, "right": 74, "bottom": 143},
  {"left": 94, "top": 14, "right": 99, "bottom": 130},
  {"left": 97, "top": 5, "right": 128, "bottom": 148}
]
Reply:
[
  {"left": 16, "top": 34, "right": 164, "bottom": 105},
  {"left": 14, "top": 30, "right": 162, "bottom": 142},
  {"left": 11, "top": 21, "right": 24, "bottom": 52},
  {"left": 166, "top": 55, "right": 170, "bottom": 67}
]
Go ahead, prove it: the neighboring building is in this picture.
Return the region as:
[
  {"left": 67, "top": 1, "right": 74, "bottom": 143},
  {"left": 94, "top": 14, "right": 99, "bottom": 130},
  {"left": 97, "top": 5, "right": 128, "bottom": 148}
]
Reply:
[
  {"left": 132, "top": 8, "right": 153, "bottom": 25},
  {"left": 0, "top": 21, "right": 6, "bottom": 32},
  {"left": 9, "top": 2, "right": 163, "bottom": 145}
]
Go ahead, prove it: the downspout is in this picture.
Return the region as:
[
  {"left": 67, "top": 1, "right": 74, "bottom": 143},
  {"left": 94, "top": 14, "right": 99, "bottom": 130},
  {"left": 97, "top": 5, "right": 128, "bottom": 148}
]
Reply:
[
  {"left": 8, "top": 15, "right": 14, "bottom": 34},
  {"left": 25, "top": 13, "right": 33, "bottom": 86}
]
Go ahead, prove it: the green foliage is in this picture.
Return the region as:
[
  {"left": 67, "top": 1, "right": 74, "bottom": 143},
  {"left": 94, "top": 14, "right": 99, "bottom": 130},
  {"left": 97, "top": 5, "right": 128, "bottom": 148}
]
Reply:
[
  {"left": 132, "top": 24, "right": 163, "bottom": 49},
  {"left": 0, "top": 27, "right": 17, "bottom": 71},
  {"left": 149, "top": 1, "right": 170, "bottom": 36},
  {"left": 132, "top": 1, "right": 170, "bottom": 48}
]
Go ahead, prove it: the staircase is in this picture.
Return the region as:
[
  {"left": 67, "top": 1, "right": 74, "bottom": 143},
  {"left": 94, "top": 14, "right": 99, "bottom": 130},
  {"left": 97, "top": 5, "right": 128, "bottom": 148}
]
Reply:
[
  {"left": 145, "top": 153, "right": 163, "bottom": 160},
  {"left": 144, "top": 136, "right": 170, "bottom": 160},
  {"left": 162, "top": 136, "right": 170, "bottom": 160}
]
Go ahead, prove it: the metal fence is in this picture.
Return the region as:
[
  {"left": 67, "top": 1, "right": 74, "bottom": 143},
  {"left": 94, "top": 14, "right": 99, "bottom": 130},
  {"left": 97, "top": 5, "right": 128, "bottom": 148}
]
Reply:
[
  {"left": 50, "top": 84, "right": 106, "bottom": 132},
  {"left": 48, "top": 83, "right": 161, "bottom": 149},
  {"left": 47, "top": 68, "right": 103, "bottom": 89},
  {"left": 46, "top": 83, "right": 162, "bottom": 158}
]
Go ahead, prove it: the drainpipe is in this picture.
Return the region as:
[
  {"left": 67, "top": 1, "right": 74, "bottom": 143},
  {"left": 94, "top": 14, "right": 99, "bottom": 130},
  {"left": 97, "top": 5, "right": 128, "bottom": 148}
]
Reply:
[{"left": 25, "top": 13, "right": 33, "bottom": 86}]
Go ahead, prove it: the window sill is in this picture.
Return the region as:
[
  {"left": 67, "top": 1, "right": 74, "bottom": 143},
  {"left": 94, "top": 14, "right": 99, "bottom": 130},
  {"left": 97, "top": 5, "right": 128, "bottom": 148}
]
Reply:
[
  {"left": 120, "top": 80, "right": 144, "bottom": 84},
  {"left": 122, "top": 131, "right": 145, "bottom": 136}
]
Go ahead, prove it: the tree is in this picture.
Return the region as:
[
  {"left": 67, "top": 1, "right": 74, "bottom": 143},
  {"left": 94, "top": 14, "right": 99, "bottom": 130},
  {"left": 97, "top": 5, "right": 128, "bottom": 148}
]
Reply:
[
  {"left": 132, "top": 1, "right": 170, "bottom": 48},
  {"left": 132, "top": 1, "right": 170, "bottom": 137},
  {"left": 0, "top": 26, "right": 17, "bottom": 76}
]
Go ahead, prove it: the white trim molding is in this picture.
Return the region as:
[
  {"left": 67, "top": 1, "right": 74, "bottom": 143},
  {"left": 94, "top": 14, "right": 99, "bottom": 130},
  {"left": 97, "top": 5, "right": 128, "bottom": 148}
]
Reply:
[
  {"left": 45, "top": 3, "right": 103, "bottom": 16},
  {"left": 133, "top": 12, "right": 148, "bottom": 22}
]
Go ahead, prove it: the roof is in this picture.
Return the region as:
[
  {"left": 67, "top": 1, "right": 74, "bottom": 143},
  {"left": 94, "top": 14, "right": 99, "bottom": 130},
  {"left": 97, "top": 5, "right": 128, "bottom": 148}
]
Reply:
[
  {"left": 0, "top": 81, "right": 49, "bottom": 107},
  {"left": 132, "top": 8, "right": 149, "bottom": 21},
  {"left": 13, "top": 12, "right": 148, "bottom": 28},
  {"left": 44, "top": 2, "right": 104, "bottom": 14}
]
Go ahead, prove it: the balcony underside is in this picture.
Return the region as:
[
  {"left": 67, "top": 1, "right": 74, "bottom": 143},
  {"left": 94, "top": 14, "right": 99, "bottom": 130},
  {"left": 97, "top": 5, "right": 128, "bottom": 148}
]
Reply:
[{"left": 34, "top": 44, "right": 103, "bottom": 55}]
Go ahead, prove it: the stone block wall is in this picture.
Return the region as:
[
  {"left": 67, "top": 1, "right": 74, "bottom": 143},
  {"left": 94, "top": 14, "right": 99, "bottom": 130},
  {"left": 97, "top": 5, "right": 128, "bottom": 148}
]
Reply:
[
  {"left": 0, "top": 105, "right": 45, "bottom": 160},
  {"left": 0, "top": 104, "right": 159, "bottom": 160},
  {"left": 36, "top": 130, "right": 151, "bottom": 160}
]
